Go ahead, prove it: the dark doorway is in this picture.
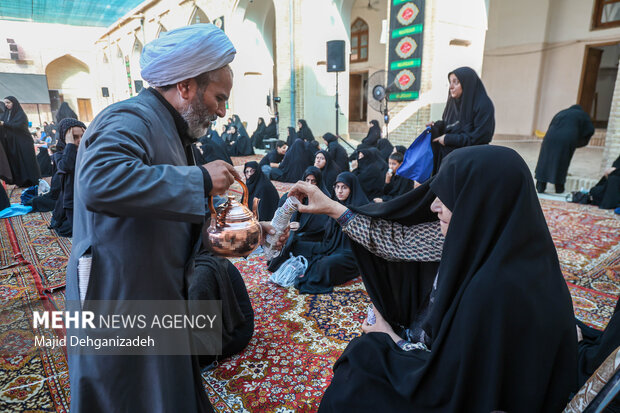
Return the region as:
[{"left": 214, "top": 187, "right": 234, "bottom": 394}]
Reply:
[
  {"left": 579, "top": 43, "right": 619, "bottom": 128},
  {"left": 349, "top": 72, "right": 368, "bottom": 122}
]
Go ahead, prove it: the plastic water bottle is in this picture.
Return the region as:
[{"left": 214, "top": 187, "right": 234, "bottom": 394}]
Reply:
[
  {"left": 263, "top": 195, "right": 300, "bottom": 260},
  {"left": 367, "top": 305, "right": 376, "bottom": 325}
]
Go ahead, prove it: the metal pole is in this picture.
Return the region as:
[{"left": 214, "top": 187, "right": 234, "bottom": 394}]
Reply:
[
  {"left": 289, "top": 0, "right": 296, "bottom": 128},
  {"left": 335, "top": 72, "right": 339, "bottom": 135}
]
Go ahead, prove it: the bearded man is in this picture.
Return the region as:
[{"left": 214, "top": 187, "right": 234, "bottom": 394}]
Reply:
[{"left": 66, "top": 24, "right": 284, "bottom": 412}]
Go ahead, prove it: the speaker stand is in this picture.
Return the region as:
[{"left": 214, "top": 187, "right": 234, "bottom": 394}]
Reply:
[{"left": 335, "top": 72, "right": 340, "bottom": 136}]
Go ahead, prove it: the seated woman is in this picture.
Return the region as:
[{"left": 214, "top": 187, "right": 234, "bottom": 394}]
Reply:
[
  {"left": 290, "top": 145, "right": 577, "bottom": 411},
  {"left": 189, "top": 249, "right": 254, "bottom": 370},
  {"left": 286, "top": 126, "right": 299, "bottom": 147},
  {"left": 352, "top": 149, "right": 385, "bottom": 200},
  {"left": 267, "top": 166, "right": 330, "bottom": 272},
  {"left": 374, "top": 152, "right": 414, "bottom": 202},
  {"left": 36, "top": 146, "right": 53, "bottom": 178},
  {"left": 49, "top": 118, "right": 86, "bottom": 237},
  {"left": 294, "top": 172, "right": 369, "bottom": 294},
  {"left": 227, "top": 125, "right": 254, "bottom": 156},
  {"left": 297, "top": 119, "right": 315, "bottom": 142},
  {"left": 314, "top": 150, "right": 341, "bottom": 193},
  {"left": 428, "top": 67, "right": 495, "bottom": 174},
  {"left": 244, "top": 161, "right": 279, "bottom": 221},
  {"left": 589, "top": 154, "right": 620, "bottom": 209},
  {"left": 250, "top": 117, "right": 266, "bottom": 149},
  {"left": 270, "top": 139, "right": 313, "bottom": 183},
  {"left": 323, "top": 133, "right": 349, "bottom": 172}
]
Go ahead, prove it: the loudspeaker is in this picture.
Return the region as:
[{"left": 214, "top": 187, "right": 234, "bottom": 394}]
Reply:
[
  {"left": 326, "top": 40, "right": 346, "bottom": 72},
  {"left": 101, "top": 87, "right": 109, "bottom": 97}
]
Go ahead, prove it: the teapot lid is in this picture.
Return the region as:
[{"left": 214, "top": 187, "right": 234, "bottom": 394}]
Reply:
[{"left": 218, "top": 195, "right": 255, "bottom": 223}]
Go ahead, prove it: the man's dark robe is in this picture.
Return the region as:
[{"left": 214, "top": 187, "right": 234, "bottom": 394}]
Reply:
[{"left": 67, "top": 88, "right": 213, "bottom": 412}]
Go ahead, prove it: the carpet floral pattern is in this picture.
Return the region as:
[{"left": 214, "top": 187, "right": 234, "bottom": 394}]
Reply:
[
  {"left": 540, "top": 199, "right": 620, "bottom": 329},
  {"left": 0, "top": 187, "right": 617, "bottom": 412}
]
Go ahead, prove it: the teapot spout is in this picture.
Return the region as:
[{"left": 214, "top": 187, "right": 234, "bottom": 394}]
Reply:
[{"left": 252, "top": 197, "right": 260, "bottom": 219}]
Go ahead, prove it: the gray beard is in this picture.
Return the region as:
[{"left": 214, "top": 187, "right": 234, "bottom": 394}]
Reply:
[{"left": 180, "top": 95, "right": 217, "bottom": 141}]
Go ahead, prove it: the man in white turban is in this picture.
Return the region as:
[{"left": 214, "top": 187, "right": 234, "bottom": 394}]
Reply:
[{"left": 65, "top": 24, "right": 287, "bottom": 412}]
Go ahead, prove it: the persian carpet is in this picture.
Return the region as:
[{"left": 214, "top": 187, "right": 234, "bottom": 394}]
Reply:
[
  {"left": 0, "top": 190, "right": 617, "bottom": 412},
  {"left": 0, "top": 215, "right": 70, "bottom": 412},
  {"left": 540, "top": 199, "right": 620, "bottom": 329}
]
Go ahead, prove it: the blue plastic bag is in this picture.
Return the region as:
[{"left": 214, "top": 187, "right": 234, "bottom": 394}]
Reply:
[{"left": 396, "top": 127, "right": 433, "bottom": 183}]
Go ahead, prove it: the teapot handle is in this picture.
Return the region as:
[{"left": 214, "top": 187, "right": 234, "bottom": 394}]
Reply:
[{"left": 208, "top": 177, "right": 250, "bottom": 216}]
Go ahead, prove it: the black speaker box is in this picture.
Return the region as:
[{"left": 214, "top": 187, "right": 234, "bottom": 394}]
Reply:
[
  {"left": 326, "top": 40, "right": 346, "bottom": 72},
  {"left": 101, "top": 87, "right": 109, "bottom": 97}
]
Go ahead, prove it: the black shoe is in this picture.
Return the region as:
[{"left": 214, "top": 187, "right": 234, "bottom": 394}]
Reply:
[
  {"left": 536, "top": 181, "right": 546, "bottom": 193},
  {"left": 555, "top": 184, "right": 565, "bottom": 194}
]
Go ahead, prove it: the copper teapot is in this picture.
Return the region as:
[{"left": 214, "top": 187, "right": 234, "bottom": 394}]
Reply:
[{"left": 203, "top": 178, "right": 262, "bottom": 258}]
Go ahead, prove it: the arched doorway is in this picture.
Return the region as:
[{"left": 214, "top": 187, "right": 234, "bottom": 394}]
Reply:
[
  {"left": 45, "top": 54, "right": 94, "bottom": 121},
  {"left": 229, "top": 0, "right": 277, "bottom": 129}
]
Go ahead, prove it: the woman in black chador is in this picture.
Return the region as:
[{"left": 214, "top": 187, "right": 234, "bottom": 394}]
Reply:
[
  {"left": 352, "top": 148, "right": 385, "bottom": 200},
  {"left": 270, "top": 139, "right": 313, "bottom": 183},
  {"left": 589, "top": 154, "right": 620, "bottom": 209},
  {"left": 289, "top": 145, "right": 577, "bottom": 412},
  {"left": 429, "top": 67, "right": 495, "bottom": 174},
  {"left": 360, "top": 120, "right": 381, "bottom": 148},
  {"left": 250, "top": 117, "right": 266, "bottom": 149},
  {"left": 263, "top": 117, "right": 278, "bottom": 142},
  {"left": 313, "top": 150, "right": 341, "bottom": 193},
  {"left": 323, "top": 133, "right": 349, "bottom": 172},
  {"left": 0, "top": 96, "right": 41, "bottom": 187},
  {"left": 535, "top": 105, "right": 595, "bottom": 193},
  {"left": 243, "top": 161, "right": 279, "bottom": 221},
  {"left": 294, "top": 172, "right": 369, "bottom": 294},
  {"left": 297, "top": 119, "right": 315, "bottom": 142},
  {"left": 286, "top": 126, "right": 299, "bottom": 147},
  {"left": 267, "top": 166, "right": 330, "bottom": 272}
]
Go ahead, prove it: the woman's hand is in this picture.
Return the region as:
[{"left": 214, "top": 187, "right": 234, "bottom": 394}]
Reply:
[
  {"left": 288, "top": 181, "right": 347, "bottom": 218},
  {"left": 259, "top": 222, "right": 290, "bottom": 249},
  {"left": 362, "top": 305, "right": 402, "bottom": 344},
  {"left": 433, "top": 136, "right": 445, "bottom": 146}
]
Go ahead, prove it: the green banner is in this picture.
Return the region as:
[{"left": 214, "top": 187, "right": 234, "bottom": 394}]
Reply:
[
  {"left": 389, "top": 91, "right": 419, "bottom": 100},
  {"left": 392, "top": 24, "right": 423, "bottom": 38},
  {"left": 393, "top": 0, "right": 411, "bottom": 5},
  {"left": 390, "top": 58, "right": 421, "bottom": 71}
]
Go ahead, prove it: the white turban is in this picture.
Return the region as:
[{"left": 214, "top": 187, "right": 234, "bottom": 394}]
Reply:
[{"left": 140, "top": 23, "right": 236, "bottom": 87}]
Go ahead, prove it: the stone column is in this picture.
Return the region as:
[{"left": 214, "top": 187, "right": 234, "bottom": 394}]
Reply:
[{"left": 273, "top": 0, "right": 293, "bottom": 137}]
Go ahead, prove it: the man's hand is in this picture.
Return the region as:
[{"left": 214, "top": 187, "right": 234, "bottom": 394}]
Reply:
[
  {"left": 433, "top": 136, "right": 445, "bottom": 146},
  {"left": 203, "top": 160, "right": 241, "bottom": 195},
  {"left": 373, "top": 197, "right": 383, "bottom": 203},
  {"left": 259, "top": 222, "right": 290, "bottom": 250}
]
